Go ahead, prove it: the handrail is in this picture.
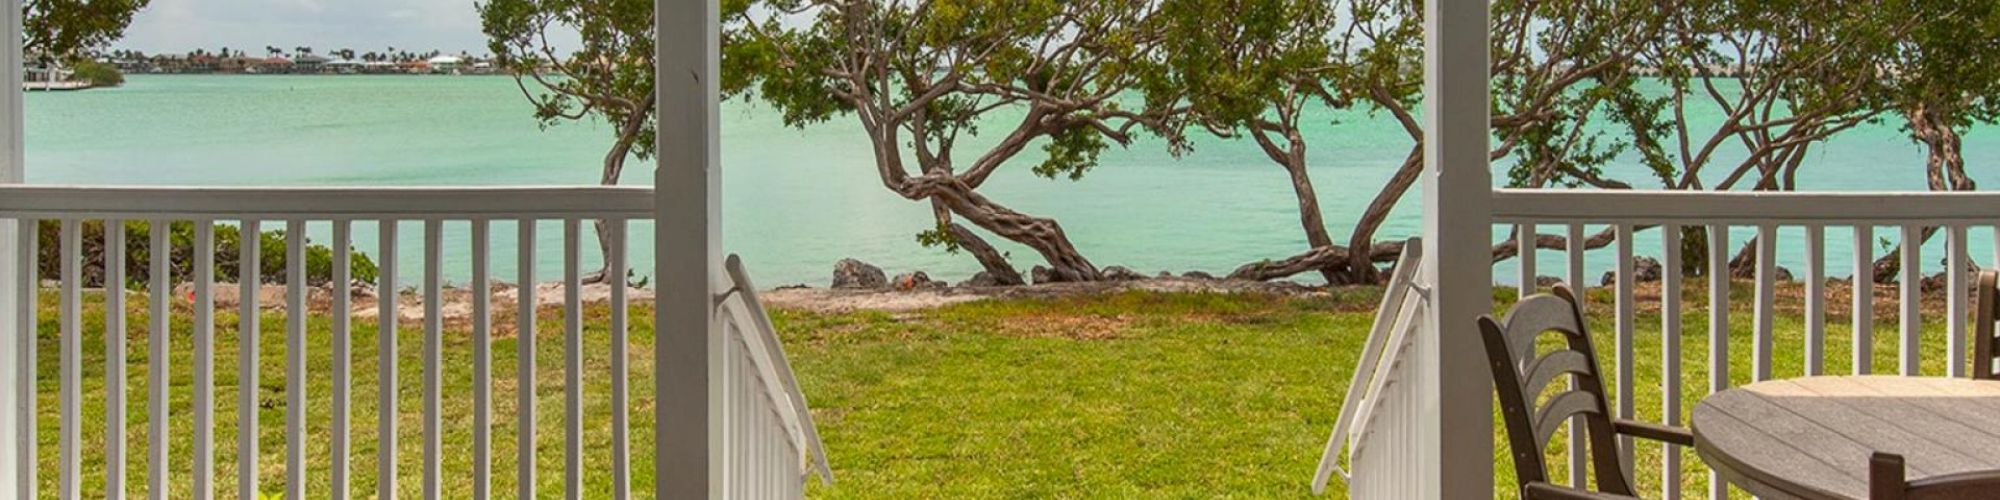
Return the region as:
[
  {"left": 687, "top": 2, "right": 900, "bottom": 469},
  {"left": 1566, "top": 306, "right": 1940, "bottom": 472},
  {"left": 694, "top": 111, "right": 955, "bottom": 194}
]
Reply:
[
  {"left": 722, "top": 255, "right": 835, "bottom": 485},
  {"left": 0, "top": 184, "right": 656, "bottom": 219},
  {"left": 1493, "top": 188, "right": 2000, "bottom": 224},
  {"left": 1313, "top": 238, "right": 1424, "bottom": 495}
]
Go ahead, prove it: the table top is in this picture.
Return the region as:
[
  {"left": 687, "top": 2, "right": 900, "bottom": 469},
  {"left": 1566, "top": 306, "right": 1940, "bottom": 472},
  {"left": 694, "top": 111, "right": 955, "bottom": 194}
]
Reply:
[{"left": 1692, "top": 376, "right": 2000, "bottom": 499}]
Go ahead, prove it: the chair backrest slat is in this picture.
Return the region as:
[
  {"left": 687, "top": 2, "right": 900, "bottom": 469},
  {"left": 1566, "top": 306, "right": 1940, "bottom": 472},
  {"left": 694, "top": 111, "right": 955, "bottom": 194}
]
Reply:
[{"left": 1479, "top": 285, "right": 1636, "bottom": 496}]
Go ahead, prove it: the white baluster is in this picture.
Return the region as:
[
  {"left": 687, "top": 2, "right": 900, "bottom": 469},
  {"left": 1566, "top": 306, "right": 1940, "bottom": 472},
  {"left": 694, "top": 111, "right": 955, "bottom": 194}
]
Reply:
[
  {"left": 1948, "top": 225, "right": 1968, "bottom": 378},
  {"left": 1614, "top": 224, "right": 1635, "bottom": 473},
  {"left": 1566, "top": 223, "right": 1586, "bottom": 486},
  {"left": 16, "top": 218, "right": 35, "bottom": 500},
  {"left": 1754, "top": 225, "right": 1775, "bottom": 381},
  {"left": 238, "top": 220, "right": 260, "bottom": 500},
  {"left": 105, "top": 220, "right": 126, "bottom": 497},
  {"left": 58, "top": 219, "right": 78, "bottom": 500},
  {"left": 517, "top": 219, "right": 537, "bottom": 500},
  {"left": 1854, "top": 226, "right": 1874, "bottom": 375},
  {"left": 377, "top": 220, "right": 398, "bottom": 500},
  {"left": 1804, "top": 225, "right": 1825, "bottom": 376},
  {"left": 1707, "top": 224, "right": 1728, "bottom": 500},
  {"left": 193, "top": 221, "right": 215, "bottom": 500},
  {"left": 472, "top": 219, "right": 492, "bottom": 500},
  {"left": 1901, "top": 225, "right": 1922, "bottom": 376},
  {"left": 332, "top": 220, "right": 352, "bottom": 500},
  {"left": 423, "top": 220, "right": 442, "bottom": 500},
  {"left": 286, "top": 220, "right": 306, "bottom": 500},
  {"left": 609, "top": 219, "right": 630, "bottom": 500},
  {"left": 1660, "top": 224, "right": 1682, "bottom": 500},
  {"left": 564, "top": 219, "right": 583, "bottom": 500},
  {"left": 147, "top": 220, "right": 169, "bottom": 500}
]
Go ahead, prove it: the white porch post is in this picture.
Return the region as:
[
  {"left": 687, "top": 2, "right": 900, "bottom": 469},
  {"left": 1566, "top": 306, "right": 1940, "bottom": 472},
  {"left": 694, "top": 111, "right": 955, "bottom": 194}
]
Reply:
[
  {"left": 1420, "top": 0, "right": 1493, "bottom": 497},
  {"left": 656, "top": 0, "right": 724, "bottom": 498},
  {"left": 0, "top": 0, "right": 23, "bottom": 492}
]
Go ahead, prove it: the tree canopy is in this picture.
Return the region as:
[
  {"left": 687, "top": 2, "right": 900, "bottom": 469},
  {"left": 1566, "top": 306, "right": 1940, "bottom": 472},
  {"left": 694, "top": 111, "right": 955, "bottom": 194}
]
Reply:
[{"left": 24, "top": 0, "right": 149, "bottom": 59}]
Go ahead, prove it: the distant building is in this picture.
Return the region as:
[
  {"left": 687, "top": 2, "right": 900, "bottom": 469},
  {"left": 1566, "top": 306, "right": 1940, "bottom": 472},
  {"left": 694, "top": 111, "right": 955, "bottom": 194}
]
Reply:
[
  {"left": 293, "top": 54, "right": 330, "bottom": 72},
  {"left": 259, "top": 56, "right": 294, "bottom": 74},
  {"left": 427, "top": 55, "right": 464, "bottom": 74}
]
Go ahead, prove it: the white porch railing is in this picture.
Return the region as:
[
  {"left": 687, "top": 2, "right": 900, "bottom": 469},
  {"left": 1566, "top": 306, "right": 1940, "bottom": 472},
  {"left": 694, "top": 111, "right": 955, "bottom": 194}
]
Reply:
[
  {"left": 1314, "top": 241, "right": 1426, "bottom": 498},
  {"left": 0, "top": 184, "right": 828, "bottom": 499},
  {"left": 1336, "top": 189, "right": 1992, "bottom": 499}
]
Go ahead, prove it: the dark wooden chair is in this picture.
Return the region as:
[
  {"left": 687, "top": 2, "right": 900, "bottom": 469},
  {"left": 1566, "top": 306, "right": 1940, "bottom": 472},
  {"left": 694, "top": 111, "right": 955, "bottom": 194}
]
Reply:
[
  {"left": 1975, "top": 271, "right": 2000, "bottom": 380},
  {"left": 1871, "top": 452, "right": 2000, "bottom": 500},
  {"left": 1479, "top": 285, "right": 1694, "bottom": 500}
]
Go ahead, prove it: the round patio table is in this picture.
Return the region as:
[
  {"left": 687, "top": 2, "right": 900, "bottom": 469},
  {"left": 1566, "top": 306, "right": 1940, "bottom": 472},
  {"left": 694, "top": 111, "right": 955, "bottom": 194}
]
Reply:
[{"left": 1692, "top": 375, "right": 2000, "bottom": 499}]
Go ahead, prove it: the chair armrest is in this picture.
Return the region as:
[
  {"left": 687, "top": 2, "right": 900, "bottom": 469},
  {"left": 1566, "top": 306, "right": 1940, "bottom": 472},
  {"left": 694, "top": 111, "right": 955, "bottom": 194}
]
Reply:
[
  {"left": 1614, "top": 419, "right": 1694, "bottom": 447},
  {"left": 1524, "top": 482, "right": 1640, "bottom": 500}
]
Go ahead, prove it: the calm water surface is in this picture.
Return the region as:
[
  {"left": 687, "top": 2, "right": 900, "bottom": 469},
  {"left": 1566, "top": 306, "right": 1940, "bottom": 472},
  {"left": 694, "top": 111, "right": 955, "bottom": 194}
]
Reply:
[{"left": 25, "top": 75, "right": 1999, "bottom": 286}]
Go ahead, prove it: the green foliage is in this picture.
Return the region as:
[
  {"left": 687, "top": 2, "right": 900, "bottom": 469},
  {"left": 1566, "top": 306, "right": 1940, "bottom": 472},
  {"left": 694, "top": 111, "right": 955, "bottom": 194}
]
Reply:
[
  {"left": 1148, "top": 0, "right": 1342, "bottom": 153},
  {"left": 478, "top": 0, "right": 656, "bottom": 161},
  {"left": 726, "top": 0, "right": 1173, "bottom": 182},
  {"left": 68, "top": 58, "right": 122, "bottom": 86},
  {"left": 23, "top": 0, "right": 149, "bottom": 57},
  {"left": 915, "top": 225, "right": 961, "bottom": 254},
  {"left": 36, "top": 220, "right": 379, "bottom": 289}
]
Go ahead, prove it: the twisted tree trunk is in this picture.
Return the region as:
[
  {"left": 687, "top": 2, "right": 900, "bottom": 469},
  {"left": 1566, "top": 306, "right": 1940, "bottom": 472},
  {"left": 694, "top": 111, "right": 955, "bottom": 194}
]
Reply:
[
  {"left": 904, "top": 174, "right": 1100, "bottom": 283},
  {"left": 585, "top": 94, "right": 656, "bottom": 285},
  {"left": 1248, "top": 122, "right": 1341, "bottom": 283},
  {"left": 932, "top": 198, "right": 1025, "bottom": 285},
  {"left": 1343, "top": 145, "right": 1425, "bottom": 284},
  {"left": 1871, "top": 103, "right": 1972, "bottom": 283}
]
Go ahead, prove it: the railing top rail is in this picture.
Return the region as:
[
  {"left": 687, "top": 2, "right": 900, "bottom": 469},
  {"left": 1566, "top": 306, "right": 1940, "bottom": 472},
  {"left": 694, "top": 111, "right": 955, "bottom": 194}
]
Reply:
[
  {"left": 1493, "top": 188, "right": 2000, "bottom": 225},
  {"left": 0, "top": 184, "right": 656, "bottom": 219}
]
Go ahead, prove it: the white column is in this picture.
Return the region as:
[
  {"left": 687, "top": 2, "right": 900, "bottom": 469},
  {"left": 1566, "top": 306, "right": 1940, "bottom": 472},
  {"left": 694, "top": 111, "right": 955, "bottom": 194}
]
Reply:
[
  {"left": 1421, "top": 0, "right": 1493, "bottom": 497},
  {"left": 656, "top": 0, "right": 724, "bottom": 498},
  {"left": 0, "top": 0, "right": 24, "bottom": 491}
]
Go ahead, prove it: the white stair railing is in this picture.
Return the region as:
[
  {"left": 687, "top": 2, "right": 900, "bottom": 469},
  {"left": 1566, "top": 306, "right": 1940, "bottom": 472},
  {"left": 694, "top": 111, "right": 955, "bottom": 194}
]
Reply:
[
  {"left": 718, "top": 255, "right": 835, "bottom": 497},
  {"left": 1313, "top": 239, "right": 1426, "bottom": 497}
]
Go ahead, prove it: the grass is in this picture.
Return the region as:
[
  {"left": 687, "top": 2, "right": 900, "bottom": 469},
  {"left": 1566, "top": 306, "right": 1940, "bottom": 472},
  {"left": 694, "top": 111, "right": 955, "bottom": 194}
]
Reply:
[{"left": 20, "top": 280, "right": 1966, "bottom": 498}]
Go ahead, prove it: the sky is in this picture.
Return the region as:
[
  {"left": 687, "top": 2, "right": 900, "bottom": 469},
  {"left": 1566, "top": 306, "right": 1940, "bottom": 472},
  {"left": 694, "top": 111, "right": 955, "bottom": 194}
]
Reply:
[{"left": 117, "top": 0, "right": 497, "bottom": 55}]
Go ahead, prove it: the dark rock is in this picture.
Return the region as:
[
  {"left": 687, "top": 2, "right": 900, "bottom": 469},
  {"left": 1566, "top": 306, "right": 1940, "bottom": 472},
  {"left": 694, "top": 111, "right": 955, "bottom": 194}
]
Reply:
[
  {"left": 831, "top": 259, "right": 887, "bottom": 289},
  {"left": 1634, "top": 257, "right": 1663, "bottom": 282},
  {"left": 1599, "top": 257, "right": 1669, "bottom": 287},
  {"left": 957, "top": 272, "right": 1000, "bottom": 288},
  {"left": 1157, "top": 271, "right": 1175, "bottom": 279},
  {"left": 1102, "top": 266, "right": 1146, "bottom": 281},
  {"left": 1776, "top": 266, "right": 1794, "bottom": 282},
  {"left": 1921, "top": 269, "right": 1978, "bottom": 293},
  {"left": 1535, "top": 276, "right": 1566, "bottom": 289},
  {"left": 1031, "top": 266, "right": 1055, "bottom": 285},
  {"left": 1181, "top": 271, "right": 1217, "bottom": 280},
  {"left": 892, "top": 271, "right": 940, "bottom": 291}
]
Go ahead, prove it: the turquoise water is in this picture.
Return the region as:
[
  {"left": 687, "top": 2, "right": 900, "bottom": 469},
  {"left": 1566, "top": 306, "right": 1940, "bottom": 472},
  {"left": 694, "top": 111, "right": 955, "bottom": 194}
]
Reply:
[{"left": 24, "top": 75, "right": 1999, "bottom": 286}]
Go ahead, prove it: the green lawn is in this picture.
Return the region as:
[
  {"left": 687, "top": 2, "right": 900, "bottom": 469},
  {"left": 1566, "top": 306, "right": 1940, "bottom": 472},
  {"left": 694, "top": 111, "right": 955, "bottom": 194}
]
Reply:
[{"left": 22, "top": 281, "right": 1963, "bottom": 498}]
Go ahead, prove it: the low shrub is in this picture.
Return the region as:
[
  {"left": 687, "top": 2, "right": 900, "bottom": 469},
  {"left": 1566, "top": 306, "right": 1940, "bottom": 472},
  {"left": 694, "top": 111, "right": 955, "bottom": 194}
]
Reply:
[{"left": 35, "top": 220, "right": 379, "bottom": 288}]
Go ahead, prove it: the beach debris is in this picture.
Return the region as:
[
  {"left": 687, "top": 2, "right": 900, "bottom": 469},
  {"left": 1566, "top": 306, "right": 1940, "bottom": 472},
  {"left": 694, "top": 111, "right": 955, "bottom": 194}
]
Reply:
[
  {"left": 832, "top": 259, "right": 889, "bottom": 289},
  {"left": 1181, "top": 271, "right": 1218, "bottom": 281},
  {"left": 892, "top": 271, "right": 943, "bottom": 291},
  {"left": 1101, "top": 266, "right": 1146, "bottom": 281}
]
